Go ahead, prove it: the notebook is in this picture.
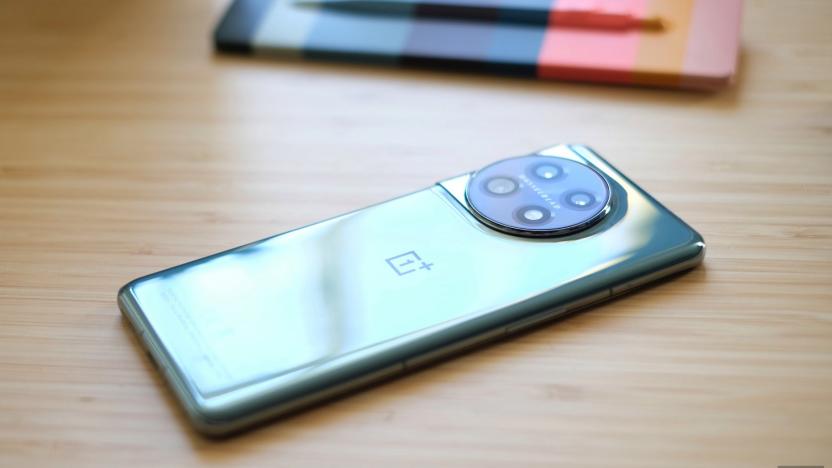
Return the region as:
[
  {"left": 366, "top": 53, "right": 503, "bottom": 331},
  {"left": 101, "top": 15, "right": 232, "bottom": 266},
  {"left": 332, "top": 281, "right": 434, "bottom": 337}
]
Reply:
[{"left": 215, "top": 0, "right": 743, "bottom": 90}]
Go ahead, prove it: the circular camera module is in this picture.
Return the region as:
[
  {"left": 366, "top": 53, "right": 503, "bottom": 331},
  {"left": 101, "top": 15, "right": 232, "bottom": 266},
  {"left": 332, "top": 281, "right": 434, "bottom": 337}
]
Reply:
[
  {"left": 465, "top": 154, "right": 611, "bottom": 237},
  {"left": 483, "top": 176, "right": 518, "bottom": 196}
]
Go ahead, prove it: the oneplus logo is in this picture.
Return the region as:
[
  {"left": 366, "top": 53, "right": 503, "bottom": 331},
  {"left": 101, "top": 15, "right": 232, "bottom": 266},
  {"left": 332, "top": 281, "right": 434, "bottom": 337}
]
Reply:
[{"left": 386, "top": 251, "right": 434, "bottom": 276}]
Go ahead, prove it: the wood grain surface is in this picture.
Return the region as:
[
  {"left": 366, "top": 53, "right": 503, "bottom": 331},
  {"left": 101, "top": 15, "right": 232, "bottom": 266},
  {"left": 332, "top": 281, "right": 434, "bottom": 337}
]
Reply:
[{"left": 1, "top": 0, "right": 830, "bottom": 466}]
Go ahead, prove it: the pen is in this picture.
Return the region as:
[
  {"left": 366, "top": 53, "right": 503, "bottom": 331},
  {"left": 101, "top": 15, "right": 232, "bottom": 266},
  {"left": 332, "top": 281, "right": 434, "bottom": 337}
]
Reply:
[{"left": 294, "top": 0, "right": 664, "bottom": 30}]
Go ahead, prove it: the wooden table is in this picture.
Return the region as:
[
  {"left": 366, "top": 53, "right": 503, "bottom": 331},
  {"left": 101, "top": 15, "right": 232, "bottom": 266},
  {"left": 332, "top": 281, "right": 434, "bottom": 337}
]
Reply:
[{"left": 1, "top": 0, "right": 830, "bottom": 466}]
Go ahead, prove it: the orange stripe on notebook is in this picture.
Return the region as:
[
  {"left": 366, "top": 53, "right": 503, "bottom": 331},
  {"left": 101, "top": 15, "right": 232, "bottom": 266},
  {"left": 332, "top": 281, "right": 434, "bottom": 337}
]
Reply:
[
  {"left": 537, "top": 0, "right": 649, "bottom": 84},
  {"left": 632, "top": 0, "right": 696, "bottom": 88}
]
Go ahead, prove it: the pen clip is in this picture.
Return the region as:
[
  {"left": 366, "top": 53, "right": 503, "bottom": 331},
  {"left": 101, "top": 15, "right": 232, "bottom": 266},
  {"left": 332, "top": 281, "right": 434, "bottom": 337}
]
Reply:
[{"left": 553, "top": 0, "right": 664, "bottom": 31}]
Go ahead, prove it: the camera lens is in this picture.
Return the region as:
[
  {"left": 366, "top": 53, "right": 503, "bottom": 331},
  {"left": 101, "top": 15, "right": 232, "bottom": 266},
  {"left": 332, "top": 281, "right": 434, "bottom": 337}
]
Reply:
[
  {"left": 563, "top": 190, "right": 597, "bottom": 210},
  {"left": 514, "top": 205, "right": 551, "bottom": 225},
  {"left": 465, "top": 155, "right": 611, "bottom": 237},
  {"left": 532, "top": 163, "right": 563, "bottom": 181},
  {"left": 484, "top": 176, "right": 518, "bottom": 196}
]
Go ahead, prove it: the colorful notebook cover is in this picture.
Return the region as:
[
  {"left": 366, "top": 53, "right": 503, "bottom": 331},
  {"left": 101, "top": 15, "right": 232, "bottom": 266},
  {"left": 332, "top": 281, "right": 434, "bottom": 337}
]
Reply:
[{"left": 215, "top": 0, "right": 743, "bottom": 90}]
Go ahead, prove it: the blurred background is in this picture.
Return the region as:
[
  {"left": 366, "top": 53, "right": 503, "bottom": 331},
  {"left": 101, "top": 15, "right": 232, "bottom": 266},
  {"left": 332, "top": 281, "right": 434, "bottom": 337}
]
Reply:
[{"left": 0, "top": 1, "right": 830, "bottom": 466}]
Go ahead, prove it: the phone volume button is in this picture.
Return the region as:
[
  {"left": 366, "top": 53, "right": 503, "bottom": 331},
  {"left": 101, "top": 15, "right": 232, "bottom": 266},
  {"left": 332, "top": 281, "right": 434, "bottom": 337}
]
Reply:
[
  {"left": 506, "top": 289, "right": 611, "bottom": 335},
  {"left": 404, "top": 327, "right": 505, "bottom": 370},
  {"left": 565, "top": 289, "right": 611, "bottom": 311},
  {"left": 506, "top": 307, "right": 567, "bottom": 335},
  {"left": 612, "top": 269, "right": 673, "bottom": 296}
]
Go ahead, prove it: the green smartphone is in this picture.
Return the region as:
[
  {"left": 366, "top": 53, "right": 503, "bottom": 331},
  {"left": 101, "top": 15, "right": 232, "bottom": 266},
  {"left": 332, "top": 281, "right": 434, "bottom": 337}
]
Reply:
[{"left": 118, "top": 144, "right": 704, "bottom": 436}]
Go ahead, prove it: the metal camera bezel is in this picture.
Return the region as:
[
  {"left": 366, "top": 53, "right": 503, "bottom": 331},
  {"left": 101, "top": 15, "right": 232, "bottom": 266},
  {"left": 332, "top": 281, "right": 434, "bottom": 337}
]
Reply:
[{"left": 464, "top": 154, "right": 613, "bottom": 238}]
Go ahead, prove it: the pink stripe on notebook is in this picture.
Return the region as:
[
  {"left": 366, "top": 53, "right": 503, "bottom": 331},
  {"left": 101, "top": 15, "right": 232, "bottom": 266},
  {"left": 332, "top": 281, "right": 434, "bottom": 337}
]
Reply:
[
  {"left": 537, "top": 0, "right": 649, "bottom": 84},
  {"left": 682, "top": 0, "right": 744, "bottom": 90}
]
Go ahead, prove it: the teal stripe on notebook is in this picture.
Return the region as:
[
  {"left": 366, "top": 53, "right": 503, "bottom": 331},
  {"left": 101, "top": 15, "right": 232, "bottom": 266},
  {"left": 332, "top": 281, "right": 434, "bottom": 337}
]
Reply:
[
  {"left": 305, "top": 3, "right": 416, "bottom": 65},
  {"left": 402, "top": 0, "right": 552, "bottom": 75},
  {"left": 253, "top": 0, "right": 320, "bottom": 55},
  {"left": 250, "top": 0, "right": 546, "bottom": 75},
  {"left": 485, "top": 0, "right": 551, "bottom": 75}
]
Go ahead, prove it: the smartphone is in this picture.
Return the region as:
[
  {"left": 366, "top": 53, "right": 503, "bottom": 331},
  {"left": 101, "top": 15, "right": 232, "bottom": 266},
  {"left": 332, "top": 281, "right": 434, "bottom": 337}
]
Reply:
[{"left": 118, "top": 144, "right": 704, "bottom": 436}]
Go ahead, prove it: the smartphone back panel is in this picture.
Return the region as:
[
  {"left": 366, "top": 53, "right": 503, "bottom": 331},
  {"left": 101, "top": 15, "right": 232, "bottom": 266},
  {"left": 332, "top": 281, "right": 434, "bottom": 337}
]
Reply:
[{"left": 119, "top": 144, "right": 704, "bottom": 434}]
